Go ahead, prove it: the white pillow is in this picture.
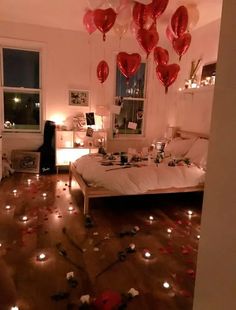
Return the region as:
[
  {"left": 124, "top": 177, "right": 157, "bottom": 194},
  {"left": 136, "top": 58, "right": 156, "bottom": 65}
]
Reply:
[
  {"left": 185, "top": 138, "right": 209, "bottom": 169},
  {"left": 165, "top": 137, "right": 197, "bottom": 157}
]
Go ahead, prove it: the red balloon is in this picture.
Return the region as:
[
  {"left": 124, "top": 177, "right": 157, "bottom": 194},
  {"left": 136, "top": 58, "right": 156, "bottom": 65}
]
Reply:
[
  {"left": 117, "top": 52, "right": 141, "bottom": 81},
  {"left": 154, "top": 46, "right": 169, "bottom": 65},
  {"left": 147, "top": 0, "right": 169, "bottom": 22},
  {"left": 156, "top": 63, "right": 180, "bottom": 93},
  {"left": 93, "top": 8, "right": 117, "bottom": 41},
  {"left": 83, "top": 10, "right": 96, "bottom": 35},
  {"left": 171, "top": 6, "right": 188, "bottom": 37},
  {"left": 133, "top": 2, "right": 149, "bottom": 28},
  {"left": 172, "top": 32, "right": 191, "bottom": 60},
  {"left": 136, "top": 23, "right": 159, "bottom": 58},
  {"left": 97, "top": 60, "right": 109, "bottom": 83}
]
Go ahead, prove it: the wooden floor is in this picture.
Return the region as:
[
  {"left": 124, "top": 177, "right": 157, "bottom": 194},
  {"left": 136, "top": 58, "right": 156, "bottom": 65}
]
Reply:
[{"left": 0, "top": 172, "right": 203, "bottom": 310}]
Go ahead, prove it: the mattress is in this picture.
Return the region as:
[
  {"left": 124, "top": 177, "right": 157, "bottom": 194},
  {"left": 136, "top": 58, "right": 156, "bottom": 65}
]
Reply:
[{"left": 73, "top": 154, "right": 205, "bottom": 195}]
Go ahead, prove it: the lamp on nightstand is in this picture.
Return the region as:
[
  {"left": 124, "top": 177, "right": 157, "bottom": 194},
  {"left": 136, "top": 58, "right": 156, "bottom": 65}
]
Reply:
[{"left": 95, "top": 105, "right": 109, "bottom": 130}]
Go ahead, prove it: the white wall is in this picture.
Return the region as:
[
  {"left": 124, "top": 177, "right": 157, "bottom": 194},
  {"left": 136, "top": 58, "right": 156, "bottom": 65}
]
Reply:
[
  {"left": 0, "top": 17, "right": 221, "bottom": 157},
  {"left": 193, "top": 0, "right": 236, "bottom": 309},
  {"left": 0, "top": 20, "right": 170, "bottom": 156},
  {"left": 166, "top": 20, "right": 221, "bottom": 134}
]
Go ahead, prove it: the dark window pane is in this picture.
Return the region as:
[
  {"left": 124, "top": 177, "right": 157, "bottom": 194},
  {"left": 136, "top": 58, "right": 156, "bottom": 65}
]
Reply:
[
  {"left": 4, "top": 92, "right": 40, "bottom": 130},
  {"left": 113, "top": 98, "right": 144, "bottom": 135},
  {"left": 116, "top": 63, "right": 146, "bottom": 98},
  {"left": 3, "top": 48, "right": 39, "bottom": 88}
]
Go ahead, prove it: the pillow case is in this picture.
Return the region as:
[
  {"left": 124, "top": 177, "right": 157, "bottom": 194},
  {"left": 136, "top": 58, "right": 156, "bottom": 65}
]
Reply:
[
  {"left": 165, "top": 137, "right": 197, "bottom": 157},
  {"left": 185, "top": 138, "right": 209, "bottom": 169}
]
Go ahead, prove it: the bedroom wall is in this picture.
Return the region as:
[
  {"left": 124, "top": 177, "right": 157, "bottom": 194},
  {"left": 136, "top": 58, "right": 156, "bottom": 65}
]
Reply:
[
  {"left": 0, "top": 20, "right": 169, "bottom": 156},
  {"left": 165, "top": 19, "right": 222, "bottom": 134},
  {"left": 0, "top": 17, "right": 221, "bottom": 157}
]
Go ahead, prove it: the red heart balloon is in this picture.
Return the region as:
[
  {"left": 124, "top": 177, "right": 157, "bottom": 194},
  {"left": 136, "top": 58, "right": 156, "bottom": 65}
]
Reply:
[
  {"left": 172, "top": 32, "right": 191, "bottom": 60},
  {"left": 97, "top": 60, "right": 109, "bottom": 83},
  {"left": 94, "top": 8, "right": 117, "bottom": 41},
  {"left": 133, "top": 2, "right": 149, "bottom": 28},
  {"left": 83, "top": 10, "right": 96, "bottom": 35},
  {"left": 147, "top": 0, "right": 169, "bottom": 21},
  {"left": 171, "top": 6, "right": 188, "bottom": 37},
  {"left": 117, "top": 52, "right": 141, "bottom": 81},
  {"left": 136, "top": 23, "right": 159, "bottom": 58},
  {"left": 154, "top": 46, "right": 169, "bottom": 65},
  {"left": 156, "top": 63, "right": 180, "bottom": 93}
]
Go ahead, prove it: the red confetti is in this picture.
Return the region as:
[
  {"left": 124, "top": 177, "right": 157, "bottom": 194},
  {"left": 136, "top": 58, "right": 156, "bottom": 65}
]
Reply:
[{"left": 186, "top": 269, "right": 195, "bottom": 277}]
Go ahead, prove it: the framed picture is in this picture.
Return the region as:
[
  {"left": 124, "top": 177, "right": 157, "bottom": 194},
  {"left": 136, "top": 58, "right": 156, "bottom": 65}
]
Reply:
[
  {"left": 11, "top": 150, "right": 40, "bottom": 173},
  {"left": 69, "top": 90, "right": 89, "bottom": 107}
]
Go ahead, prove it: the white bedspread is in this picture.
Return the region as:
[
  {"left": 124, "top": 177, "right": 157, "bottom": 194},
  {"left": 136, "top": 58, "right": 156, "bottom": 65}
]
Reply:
[{"left": 74, "top": 154, "right": 205, "bottom": 195}]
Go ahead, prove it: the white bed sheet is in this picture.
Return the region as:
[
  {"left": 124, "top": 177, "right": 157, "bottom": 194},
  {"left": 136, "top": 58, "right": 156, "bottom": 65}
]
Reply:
[{"left": 74, "top": 154, "right": 205, "bottom": 195}]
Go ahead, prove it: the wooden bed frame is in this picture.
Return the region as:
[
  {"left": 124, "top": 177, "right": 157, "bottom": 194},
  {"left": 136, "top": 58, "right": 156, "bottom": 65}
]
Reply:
[{"left": 69, "top": 130, "right": 208, "bottom": 214}]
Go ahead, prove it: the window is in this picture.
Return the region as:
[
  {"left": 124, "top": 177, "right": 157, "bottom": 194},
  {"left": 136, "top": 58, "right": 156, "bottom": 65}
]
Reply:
[
  {"left": 1, "top": 47, "right": 41, "bottom": 131},
  {"left": 113, "top": 62, "right": 146, "bottom": 137}
]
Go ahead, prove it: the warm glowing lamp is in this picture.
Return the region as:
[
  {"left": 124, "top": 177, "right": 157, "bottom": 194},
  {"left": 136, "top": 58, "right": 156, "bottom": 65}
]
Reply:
[{"left": 95, "top": 105, "right": 109, "bottom": 130}]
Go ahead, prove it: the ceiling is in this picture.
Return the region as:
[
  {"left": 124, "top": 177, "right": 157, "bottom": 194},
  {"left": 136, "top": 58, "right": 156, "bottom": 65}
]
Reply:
[{"left": 0, "top": 0, "right": 223, "bottom": 33}]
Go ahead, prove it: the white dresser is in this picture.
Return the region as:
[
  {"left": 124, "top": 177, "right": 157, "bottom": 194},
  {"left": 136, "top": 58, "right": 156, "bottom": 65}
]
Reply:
[{"left": 0, "top": 134, "right": 2, "bottom": 181}]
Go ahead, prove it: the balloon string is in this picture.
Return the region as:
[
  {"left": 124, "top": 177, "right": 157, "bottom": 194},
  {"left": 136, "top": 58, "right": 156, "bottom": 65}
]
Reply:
[{"left": 88, "top": 35, "right": 92, "bottom": 112}]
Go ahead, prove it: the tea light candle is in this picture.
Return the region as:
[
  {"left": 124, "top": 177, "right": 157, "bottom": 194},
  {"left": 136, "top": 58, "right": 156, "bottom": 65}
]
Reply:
[
  {"left": 143, "top": 250, "right": 152, "bottom": 259},
  {"left": 197, "top": 234, "right": 200, "bottom": 240},
  {"left": 27, "top": 179, "right": 31, "bottom": 185},
  {"left": 163, "top": 281, "right": 170, "bottom": 289},
  {"left": 187, "top": 210, "right": 193, "bottom": 216},
  {"left": 5, "top": 205, "right": 11, "bottom": 210},
  {"left": 21, "top": 215, "right": 28, "bottom": 222},
  {"left": 11, "top": 306, "right": 19, "bottom": 310},
  {"left": 167, "top": 228, "right": 172, "bottom": 234},
  {"left": 37, "top": 253, "right": 47, "bottom": 261},
  {"left": 68, "top": 206, "right": 74, "bottom": 212},
  {"left": 42, "top": 193, "right": 47, "bottom": 198},
  {"left": 149, "top": 215, "right": 154, "bottom": 222},
  {"left": 0, "top": 242, "right": 2, "bottom": 247},
  {"left": 13, "top": 189, "right": 17, "bottom": 195},
  {"left": 36, "top": 174, "right": 39, "bottom": 180}
]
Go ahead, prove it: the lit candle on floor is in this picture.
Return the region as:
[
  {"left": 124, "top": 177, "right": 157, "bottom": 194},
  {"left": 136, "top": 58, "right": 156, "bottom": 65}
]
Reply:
[
  {"left": 37, "top": 253, "right": 47, "bottom": 261},
  {"left": 36, "top": 174, "right": 39, "bottom": 180},
  {"left": 197, "top": 234, "right": 200, "bottom": 240},
  {"left": 42, "top": 193, "right": 47, "bottom": 198},
  {"left": 167, "top": 228, "right": 172, "bottom": 234},
  {"left": 163, "top": 281, "right": 170, "bottom": 289},
  {"left": 68, "top": 206, "right": 74, "bottom": 212},
  {"left": 11, "top": 306, "right": 19, "bottom": 310},
  {"left": 27, "top": 179, "right": 31, "bottom": 185},
  {"left": 187, "top": 210, "right": 193, "bottom": 216},
  {"left": 13, "top": 189, "right": 17, "bottom": 195},
  {"left": 148, "top": 215, "right": 154, "bottom": 223},
  {"left": 20, "top": 215, "right": 28, "bottom": 222},
  {"left": 5, "top": 205, "right": 11, "bottom": 210},
  {"left": 143, "top": 250, "right": 152, "bottom": 259}
]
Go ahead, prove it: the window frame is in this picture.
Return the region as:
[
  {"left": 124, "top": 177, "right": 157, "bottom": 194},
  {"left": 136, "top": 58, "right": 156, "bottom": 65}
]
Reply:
[
  {"left": 112, "top": 58, "right": 148, "bottom": 139},
  {"left": 0, "top": 45, "right": 42, "bottom": 133}
]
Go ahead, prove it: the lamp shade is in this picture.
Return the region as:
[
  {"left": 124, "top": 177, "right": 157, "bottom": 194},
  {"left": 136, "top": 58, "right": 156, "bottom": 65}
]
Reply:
[{"left": 96, "top": 105, "right": 110, "bottom": 116}]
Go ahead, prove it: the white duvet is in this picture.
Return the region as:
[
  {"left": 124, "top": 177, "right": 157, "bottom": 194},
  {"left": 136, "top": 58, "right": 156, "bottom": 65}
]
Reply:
[{"left": 74, "top": 154, "right": 205, "bottom": 195}]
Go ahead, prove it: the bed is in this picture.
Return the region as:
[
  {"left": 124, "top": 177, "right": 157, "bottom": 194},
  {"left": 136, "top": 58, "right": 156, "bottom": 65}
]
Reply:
[{"left": 69, "top": 130, "right": 209, "bottom": 214}]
